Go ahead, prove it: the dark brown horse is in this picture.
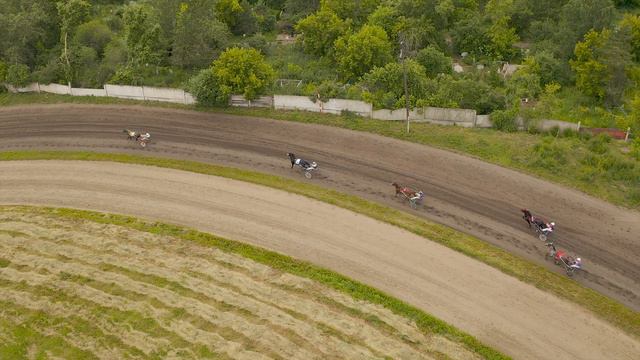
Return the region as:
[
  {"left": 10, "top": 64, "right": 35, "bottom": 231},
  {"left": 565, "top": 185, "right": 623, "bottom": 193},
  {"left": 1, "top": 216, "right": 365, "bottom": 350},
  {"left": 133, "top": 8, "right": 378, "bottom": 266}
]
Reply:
[{"left": 392, "top": 182, "right": 417, "bottom": 197}]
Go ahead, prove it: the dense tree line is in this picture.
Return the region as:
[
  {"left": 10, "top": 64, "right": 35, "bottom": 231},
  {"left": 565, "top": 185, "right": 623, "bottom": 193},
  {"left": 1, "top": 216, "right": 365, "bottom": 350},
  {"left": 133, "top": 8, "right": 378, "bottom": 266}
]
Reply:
[{"left": 1, "top": 0, "right": 640, "bottom": 130}]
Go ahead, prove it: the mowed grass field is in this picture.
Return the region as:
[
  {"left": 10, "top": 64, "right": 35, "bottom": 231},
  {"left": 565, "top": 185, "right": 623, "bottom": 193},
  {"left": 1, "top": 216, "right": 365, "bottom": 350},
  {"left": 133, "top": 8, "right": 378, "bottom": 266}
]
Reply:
[{"left": 0, "top": 208, "right": 483, "bottom": 360}]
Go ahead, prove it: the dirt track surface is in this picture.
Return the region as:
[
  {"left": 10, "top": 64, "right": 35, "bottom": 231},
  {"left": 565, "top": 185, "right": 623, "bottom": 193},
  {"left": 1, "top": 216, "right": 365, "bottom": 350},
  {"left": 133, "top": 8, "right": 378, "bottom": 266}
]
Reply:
[
  {"left": 0, "top": 104, "right": 638, "bottom": 310},
  {"left": 1, "top": 161, "right": 639, "bottom": 359}
]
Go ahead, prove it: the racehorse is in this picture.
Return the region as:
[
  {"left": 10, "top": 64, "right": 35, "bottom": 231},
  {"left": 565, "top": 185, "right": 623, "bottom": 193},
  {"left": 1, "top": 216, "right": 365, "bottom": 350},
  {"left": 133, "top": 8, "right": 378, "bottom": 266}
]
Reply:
[
  {"left": 392, "top": 182, "right": 417, "bottom": 198},
  {"left": 123, "top": 129, "right": 136, "bottom": 140},
  {"left": 392, "top": 182, "right": 424, "bottom": 208}
]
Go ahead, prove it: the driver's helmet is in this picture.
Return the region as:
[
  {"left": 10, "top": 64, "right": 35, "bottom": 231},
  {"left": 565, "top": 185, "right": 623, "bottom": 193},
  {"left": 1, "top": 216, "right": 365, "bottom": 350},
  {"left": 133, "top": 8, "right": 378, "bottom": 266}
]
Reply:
[{"left": 311, "top": 161, "right": 317, "bottom": 168}]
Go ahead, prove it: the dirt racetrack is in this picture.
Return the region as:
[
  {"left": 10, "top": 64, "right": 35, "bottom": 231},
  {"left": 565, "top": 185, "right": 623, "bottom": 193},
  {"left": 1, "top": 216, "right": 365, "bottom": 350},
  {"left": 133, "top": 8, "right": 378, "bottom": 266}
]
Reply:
[
  {"left": 0, "top": 161, "right": 639, "bottom": 359},
  {"left": 0, "top": 104, "right": 638, "bottom": 311}
]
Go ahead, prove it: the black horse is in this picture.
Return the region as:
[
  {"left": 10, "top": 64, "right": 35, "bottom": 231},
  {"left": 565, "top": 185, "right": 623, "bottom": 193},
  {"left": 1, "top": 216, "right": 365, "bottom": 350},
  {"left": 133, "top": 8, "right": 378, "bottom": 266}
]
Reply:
[{"left": 287, "top": 152, "right": 313, "bottom": 169}]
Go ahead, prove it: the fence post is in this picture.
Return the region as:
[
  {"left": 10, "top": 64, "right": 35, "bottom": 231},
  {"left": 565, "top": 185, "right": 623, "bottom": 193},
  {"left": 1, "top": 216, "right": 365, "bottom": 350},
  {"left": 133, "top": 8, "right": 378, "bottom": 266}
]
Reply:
[
  {"left": 577, "top": 121, "right": 581, "bottom": 132},
  {"left": 67, "top": 82, "right": 72, "bottom": 95},
  {"left": 625, "top": 127, "right": 631, "bottom": 142},
  {"left": 141, "top": 86, "right": 146, "bottom": 101},
  {"left": 36, "top": 83, "right": 41, "bottom": 93}
]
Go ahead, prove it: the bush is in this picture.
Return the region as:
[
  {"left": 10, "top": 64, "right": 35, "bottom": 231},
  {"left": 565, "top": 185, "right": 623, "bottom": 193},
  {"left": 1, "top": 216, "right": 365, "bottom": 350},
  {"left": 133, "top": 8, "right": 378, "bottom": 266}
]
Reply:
[
  {"left": 186, "top": 68, "right": 225, "bottom": 106},
  {"left": 211, "top": 47, "right": 275, "bottom": 100},
  {"left": 108, "top": 66, "right": 141, "bottom": 85},
  {"left": 587, "top": 134, "right": 612, "bottom": 154},
  {"left": 5, "top": 64, "right": 30, "bottom": 87},
  {"left": 310, "top": 80, "right": 346, "bottom": 103},
  {"left": 531, "top": 137, "right": 567, "bottom": 171},
  {"left": 490, "top": 109, "right": 519, "bottom": 132},
  {"left": 74, "top": 20, "right": 113, "bottom": 56}
]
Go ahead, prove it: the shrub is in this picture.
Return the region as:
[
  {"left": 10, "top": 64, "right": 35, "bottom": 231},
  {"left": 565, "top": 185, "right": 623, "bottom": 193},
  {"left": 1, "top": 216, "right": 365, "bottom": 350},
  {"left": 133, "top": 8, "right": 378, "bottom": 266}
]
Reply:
[
  {"left": 186, "top": 68, "right": 225, "bottom": 106},
  {"left": 490, "top": 109, "right": 519, "bottom": 132},
  {"left": 5, "top": 64, "right": 30, "bottom": 87},
  {"left": 587, "top": 133, "right": 612, "bottom": 154},
  {"left": 531, "top": 137, "right": 567, "bottom": 171},
  {"left": 211, "top": 47, "right": 275, "bottom": 100},
  {"left": 310, "top": 80, "right": 346, "bottom": 103},
  {"left": 108, "top": 66, "right": 141, "bottom": 85}
]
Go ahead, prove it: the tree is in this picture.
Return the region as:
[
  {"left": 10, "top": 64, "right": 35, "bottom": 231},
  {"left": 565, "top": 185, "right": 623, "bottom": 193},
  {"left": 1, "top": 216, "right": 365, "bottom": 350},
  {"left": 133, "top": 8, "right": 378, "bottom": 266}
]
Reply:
[
  {"left": 360, "top": 59, "right": 430, "bottom": 109},
  {"left": 415, "top": 46, "right": 452, "bottom": 78},
  {"left": 295, "top": 9, "right": 349, "bottom": 57},
  {"left": 554, "top": 0, "right": 616, "bottom": 59},
  {"left": 211, "top": 47, "right": 275, "bottom": 100},
  {"left": 0, "top": 0, "right": 59, "bottom": 67},
  {"left": 620, "top": 14, "right": 640, "bottom": 62},
  {"left": 232, "top": 0, "right": 258, "bottom": 35},
  {"left": 487, "top": 17, "right": 519, "bottom": 60},
  {"left": 57, "top": 0, "right": 91, "bottom": 83},
  {"left": 528, "top": 50, "right": 570, "bottom": 86},
  {"left": 320, "top": 0, "right": 382, "bottom": 25},
  {"left": 570, "top": 28, "right": 633, "bottom": 106},
  {"left": 172, "top": 1, "right": 231, "bottom": 68},
  {"left": 74, "top": 20, "right": 113, "bottom": 57},
  {"left": 122, "top": 3, "right": 163, "bottom": 68},
  {"left": 367, "top": 5, "right": 399, "bottom": 38},
  {"left": 506, "top": 69, "right": 542, "bottom": 102},
  {"left": 334, "top": 25, "right": 393, "bottom": 81},
  {"left": 452, "top": 16, "right": 492, "bottom": 58},
  {"left": 215, "top": 0, "right": 243, "bottom": 29},
  {"left": 570, "top": 29, "right": 610, "bottom": 100},
  {"left": 282, "top": 0, "right": 320, "bottom": 23}
]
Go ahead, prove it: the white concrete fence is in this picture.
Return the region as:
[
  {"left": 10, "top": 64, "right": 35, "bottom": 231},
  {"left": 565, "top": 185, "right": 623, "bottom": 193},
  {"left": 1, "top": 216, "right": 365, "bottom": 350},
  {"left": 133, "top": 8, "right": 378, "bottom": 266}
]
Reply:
[
  {"left": 6, "top": 82, "right": 592, "bottom": 132},
  {"left": 5, "top": 82, "right": 196, "bottom": 105}
]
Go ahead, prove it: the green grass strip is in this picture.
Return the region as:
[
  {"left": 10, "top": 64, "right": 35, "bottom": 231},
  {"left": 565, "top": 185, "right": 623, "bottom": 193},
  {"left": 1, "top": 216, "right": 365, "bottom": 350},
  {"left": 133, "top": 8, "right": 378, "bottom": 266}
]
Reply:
[{"left": 0, "top": 151, "right": 638, "bottom": 338}]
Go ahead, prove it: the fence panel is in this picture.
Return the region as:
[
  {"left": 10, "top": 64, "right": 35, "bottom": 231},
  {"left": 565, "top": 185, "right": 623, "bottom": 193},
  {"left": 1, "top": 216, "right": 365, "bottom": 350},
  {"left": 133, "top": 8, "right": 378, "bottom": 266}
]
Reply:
[
  {"left": 104, "top": 85, "right": 144, "bottom": 100},
  {"left": 71, "top": 87, "right": 106, "bottom": 97},
  {"left": 273, "top": 95, "right": 321, "bottom": 112}
]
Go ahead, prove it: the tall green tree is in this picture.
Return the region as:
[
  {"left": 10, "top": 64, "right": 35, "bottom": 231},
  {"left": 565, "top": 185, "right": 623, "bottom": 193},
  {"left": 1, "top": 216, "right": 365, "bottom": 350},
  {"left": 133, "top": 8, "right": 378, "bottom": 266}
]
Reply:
[
  {"left": 172, "top": 1, "right": 231, "bottom": 68},
  {"left": 570, "top": 29, "right": 611, "bottom": 101},
  {"left": 57, "top": 0, "right": 91, "bottom": 83},
  {"left": 211, "top": 47, "right": 276, "bottom": 100},
  {"left": 295, "top": 9, "right": 349, "bottom": 57},
  {"left": 320, "top": 0, "right": 382, "bottom": 25},
  {"left": 0, "top": 0, "right": 58, "bottom": 67},
  {"left": 360, "top": 59, "right": 430, "bottom": 109},
  {"left": 620, "top": 14, "right": 640, "bottom": 61},
  {"left": 334, "top": 24, "right": 393, "bottom": 81},
  {"left": 122, "top": 3, "right": 163, "bottom": 68},
  {"left": 415, "top": 46, "right": 452, "bottom": 78}
]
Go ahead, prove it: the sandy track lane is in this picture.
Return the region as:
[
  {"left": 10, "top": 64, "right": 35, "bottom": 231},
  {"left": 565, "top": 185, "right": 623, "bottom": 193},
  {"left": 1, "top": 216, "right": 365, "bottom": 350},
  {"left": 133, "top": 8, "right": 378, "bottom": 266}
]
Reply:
[
  {"left": 0, "top": 161, "right": 638, "bottom": 359},
  {"left": 0, "top": 105, "right": 638, "bottom": 310}
]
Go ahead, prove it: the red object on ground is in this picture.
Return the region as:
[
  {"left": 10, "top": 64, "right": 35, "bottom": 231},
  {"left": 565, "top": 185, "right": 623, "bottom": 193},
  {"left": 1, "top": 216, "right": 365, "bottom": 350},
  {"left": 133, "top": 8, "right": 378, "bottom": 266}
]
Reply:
[{"left": 582, "top": 128, "right": 627, "bottom": 140}]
